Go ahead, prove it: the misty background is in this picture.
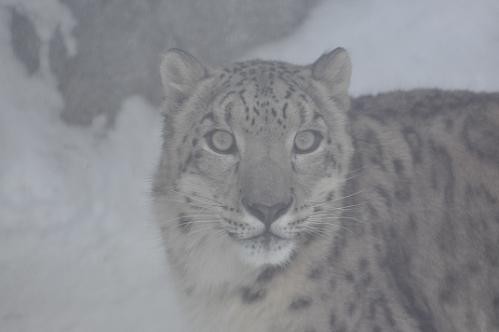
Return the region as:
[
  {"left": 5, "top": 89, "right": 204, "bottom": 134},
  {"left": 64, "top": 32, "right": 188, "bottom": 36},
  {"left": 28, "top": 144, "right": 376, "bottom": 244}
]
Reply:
[{"left": 1, "top": 0, "right": 498, "bottom": 331}]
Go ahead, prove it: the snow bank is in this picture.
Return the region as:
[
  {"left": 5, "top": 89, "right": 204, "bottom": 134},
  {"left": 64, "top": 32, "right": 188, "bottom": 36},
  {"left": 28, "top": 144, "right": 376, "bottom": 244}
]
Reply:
[
  {"left": 246, "top": 0, "right": 499, "bottom": 96},
  {"left": 0, "top": 3, "right": 185, "bottom": 331}
]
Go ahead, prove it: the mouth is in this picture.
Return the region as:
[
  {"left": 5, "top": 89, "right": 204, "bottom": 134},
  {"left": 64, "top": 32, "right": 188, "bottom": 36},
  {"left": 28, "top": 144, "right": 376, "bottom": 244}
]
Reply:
[
  {"left": 241, "top": 232, "right": 290, "bottom": 247},
  {"left": 229, "top": 231, "right": 296, "bottom": 266},
  {"left": 228, "top": 230, "right": 288, "bottom": 242}
]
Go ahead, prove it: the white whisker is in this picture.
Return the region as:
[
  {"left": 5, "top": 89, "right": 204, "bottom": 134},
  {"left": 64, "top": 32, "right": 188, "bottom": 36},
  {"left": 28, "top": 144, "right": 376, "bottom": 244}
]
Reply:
[{"left": 168, "top": 188, "right": 224, "bottom": 207}]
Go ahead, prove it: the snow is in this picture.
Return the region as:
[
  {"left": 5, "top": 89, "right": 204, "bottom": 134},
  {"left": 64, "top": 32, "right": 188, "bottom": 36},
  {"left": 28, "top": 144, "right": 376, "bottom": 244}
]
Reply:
[
  {"left": 0, "top": 2, "right": 185, "bottom": 331},
  {"left": 0, "top": 0, "right": 498, "bottom": 331},
  {"left": 246, "top": 0, "right": 499, "bottom": 96}
]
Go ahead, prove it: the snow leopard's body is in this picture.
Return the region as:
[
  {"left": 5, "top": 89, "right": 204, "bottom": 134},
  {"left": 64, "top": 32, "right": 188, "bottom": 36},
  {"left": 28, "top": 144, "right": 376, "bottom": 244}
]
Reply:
[{"left": 153, "top": 49, "right": 499, "bottom": 332}]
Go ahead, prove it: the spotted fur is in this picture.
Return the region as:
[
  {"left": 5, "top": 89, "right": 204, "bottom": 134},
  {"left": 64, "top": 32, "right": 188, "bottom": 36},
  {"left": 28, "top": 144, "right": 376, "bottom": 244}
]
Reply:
[{"left": 153, "top": 49, "right": 499, "bottom": 332}]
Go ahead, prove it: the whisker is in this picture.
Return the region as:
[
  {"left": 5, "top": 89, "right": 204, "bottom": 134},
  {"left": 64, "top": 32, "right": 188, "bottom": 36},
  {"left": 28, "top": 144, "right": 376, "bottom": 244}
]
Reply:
[
  {"left": 183, "top": 224, "right": 224, "bottom": 237},
  {"left": 299, "top": 227, "right": 333, "bottom": 241},
  {"left": 297, "top": 221, "right": 354, "bottom": 236},
  {"left": 191, "top": 227, "right": 231, "bottom": 241},
  {"left": 160, "top": 198, "right": 217, "bottom": 208},
  {"left": 160, "top": 214, "right": 219, "bottom": 224},
  {"left": 168, "top": 188, "right": 225, "bottom": 207},
  {"left": 180, "top": 219, "right": 222, "bottom": 225},
  {"left": 334, "top": 189, "right": 365, "bottom": 201},
  {"left": 307, "top": 216, "right": 365, "bottom": 224},
  {"left": 311, "top": 204, "right": 362, "bottom": 212},
  {"left": 163, "top": 213, "right": 219, "bottom": 221},
  {"left": 310, "top": 190, "right": 365, "bottom": 207},
  {"left": 344, "top": 166, "right": 366, "bottom": 178}
]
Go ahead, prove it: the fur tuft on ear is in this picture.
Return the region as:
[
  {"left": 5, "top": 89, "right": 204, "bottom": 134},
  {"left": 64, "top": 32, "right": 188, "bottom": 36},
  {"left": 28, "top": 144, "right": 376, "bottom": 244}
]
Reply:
[
  {"left": 160, "top": 49, "right": 207, "bottom": 108},
  {"left": 311, "top": 47, "right": 351, "bottom": 98}
]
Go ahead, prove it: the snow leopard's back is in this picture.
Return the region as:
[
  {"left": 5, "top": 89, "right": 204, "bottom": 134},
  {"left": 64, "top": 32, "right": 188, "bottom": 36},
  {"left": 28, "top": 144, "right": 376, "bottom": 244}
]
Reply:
[{"left": 322, "top": 89, "right": 499, "bottom": 331}]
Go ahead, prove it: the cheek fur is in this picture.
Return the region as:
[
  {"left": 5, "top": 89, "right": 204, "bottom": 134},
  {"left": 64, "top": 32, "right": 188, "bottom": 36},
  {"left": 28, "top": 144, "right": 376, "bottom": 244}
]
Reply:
[
  {"left": 293, "top": 150, "right": 333, "bottom": 176},
  {"left": 191, "top": 149, "right": 237, "bottom": 178}
]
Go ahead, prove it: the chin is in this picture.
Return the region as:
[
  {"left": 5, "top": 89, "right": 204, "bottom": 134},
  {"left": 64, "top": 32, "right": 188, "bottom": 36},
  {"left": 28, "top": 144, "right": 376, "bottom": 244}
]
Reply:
[{"left": 236, "top": 235, "right": 296, "bottom": 267}]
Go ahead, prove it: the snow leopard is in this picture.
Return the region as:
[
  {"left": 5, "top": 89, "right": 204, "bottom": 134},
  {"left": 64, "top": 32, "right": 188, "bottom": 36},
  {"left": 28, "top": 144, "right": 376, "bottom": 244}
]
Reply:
[{"left": 152, "top": 48, "right": 499, "bottom": 332}]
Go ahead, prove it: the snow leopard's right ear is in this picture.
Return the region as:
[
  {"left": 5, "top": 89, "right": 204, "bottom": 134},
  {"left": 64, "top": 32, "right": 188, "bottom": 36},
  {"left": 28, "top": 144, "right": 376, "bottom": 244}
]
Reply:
[
  {"left": 160, "top": 49, "right": 207, "bottom": 109},
  {"left": 310, "top": 47, "right": 351, "bottom": 110}
]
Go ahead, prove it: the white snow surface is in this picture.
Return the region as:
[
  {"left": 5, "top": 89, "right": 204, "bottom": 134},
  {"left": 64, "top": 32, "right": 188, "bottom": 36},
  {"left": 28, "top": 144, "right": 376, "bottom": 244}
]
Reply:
[
  {"left": 246, "top": 0, "right": 499, "bottom": 96},
  {"left": 0, "top": 2, "right": 185, "bottom": 332},
  {"left": 0, "top": 0, "right": 498, "bottom": 331}
]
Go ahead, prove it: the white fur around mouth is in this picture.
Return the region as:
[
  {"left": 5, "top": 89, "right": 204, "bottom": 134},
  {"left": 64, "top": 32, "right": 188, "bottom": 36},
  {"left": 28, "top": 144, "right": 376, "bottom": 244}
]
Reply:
[{"left": 235, "top": 233, "right": 296, "bottom": 267}]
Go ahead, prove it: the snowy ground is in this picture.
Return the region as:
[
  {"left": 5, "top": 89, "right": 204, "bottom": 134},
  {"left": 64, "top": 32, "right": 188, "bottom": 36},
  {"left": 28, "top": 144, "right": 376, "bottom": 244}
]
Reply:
[{"left": 1, "top": 0, "right": 498, "bottom": 331}]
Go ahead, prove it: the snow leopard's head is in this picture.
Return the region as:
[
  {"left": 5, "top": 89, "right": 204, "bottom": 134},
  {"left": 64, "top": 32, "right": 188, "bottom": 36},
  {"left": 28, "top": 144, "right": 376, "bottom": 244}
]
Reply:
[{"left": 154, "top": 48, "right": 353, "bottom": 269}]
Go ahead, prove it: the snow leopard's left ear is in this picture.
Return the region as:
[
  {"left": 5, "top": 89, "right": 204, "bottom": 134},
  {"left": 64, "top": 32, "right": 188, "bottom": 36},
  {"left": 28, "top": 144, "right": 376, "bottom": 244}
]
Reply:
[
  {"left": 310, "top": 47, "right": 351, "bottom": 107},
  {"left": 160, "top": 49, "right": 207, "bottom": 109}
]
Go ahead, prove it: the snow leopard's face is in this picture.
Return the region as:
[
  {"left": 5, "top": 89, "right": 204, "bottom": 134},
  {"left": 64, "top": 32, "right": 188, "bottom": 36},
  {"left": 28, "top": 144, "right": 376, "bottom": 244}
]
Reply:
[{"left": 155, "top": 49, "right": 353, "bottom": 267}]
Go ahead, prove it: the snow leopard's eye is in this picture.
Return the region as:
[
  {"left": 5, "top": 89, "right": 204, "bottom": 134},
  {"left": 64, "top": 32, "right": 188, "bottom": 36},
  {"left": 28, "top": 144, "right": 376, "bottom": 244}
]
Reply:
[
  {"left": 293, "top": 130, "right": 323, "bottom": 154},
  {"left": 205, "top": 129, "right": 237, "bottom": 154}
]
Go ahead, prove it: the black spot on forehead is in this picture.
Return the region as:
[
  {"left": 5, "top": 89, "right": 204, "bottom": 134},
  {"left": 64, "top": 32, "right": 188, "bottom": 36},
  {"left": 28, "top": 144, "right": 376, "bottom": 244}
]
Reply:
[
  {"left": 298, "top": 102, "right": 307, "bottom": 123},
  {"left": 219, "top": 90, "right": 237, "bottom": 105},
  {"left": 313, "top": 112, "right": 323, "bottom": 120},
  {"left": 282, "top": 103, "right": 288, "bottom": 119},
  {"left": 219, "top": 60, "right": 305, "bottom": 91},
  {"left": 224, "top": 103, "right": 233, "bottom": 124},
  {"left": 224, "top": 110, "right": 232, "bottom": 124},
  {"left": 211, "top": 60, "right": 318, "bottom": 136}
]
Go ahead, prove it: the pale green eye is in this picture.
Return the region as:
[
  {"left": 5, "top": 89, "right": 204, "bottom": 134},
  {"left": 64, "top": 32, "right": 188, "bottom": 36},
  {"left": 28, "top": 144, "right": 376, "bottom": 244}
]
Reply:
[
  {"left": 294, "top": 130, "right": 323, "bottom": 154},
  {"left": 205, "top": 129, "right": 236, "bottom": 154}
]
